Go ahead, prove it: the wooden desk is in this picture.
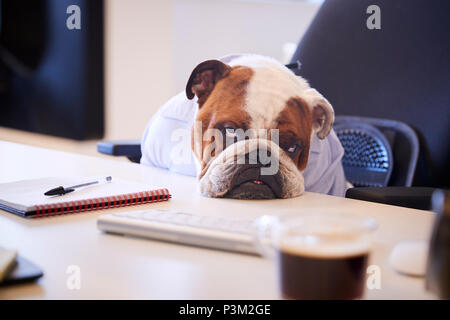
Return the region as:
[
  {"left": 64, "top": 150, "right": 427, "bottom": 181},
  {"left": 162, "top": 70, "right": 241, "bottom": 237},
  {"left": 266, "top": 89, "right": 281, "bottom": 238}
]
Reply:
[{"left": 0, "top": 141, "right": 437, "bottom": 299}]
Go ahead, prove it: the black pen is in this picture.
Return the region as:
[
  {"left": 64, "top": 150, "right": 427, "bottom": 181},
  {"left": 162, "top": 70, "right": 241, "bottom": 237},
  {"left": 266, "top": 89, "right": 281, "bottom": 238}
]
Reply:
[{"left": 44, "top": 176, "right": 112, "bottom": 196}]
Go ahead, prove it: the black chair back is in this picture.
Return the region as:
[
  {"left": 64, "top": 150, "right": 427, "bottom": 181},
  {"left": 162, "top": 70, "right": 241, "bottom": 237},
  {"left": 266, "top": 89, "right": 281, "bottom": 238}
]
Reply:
[{"left": 292, "top": 0, "right": 450, "bottom": 188}]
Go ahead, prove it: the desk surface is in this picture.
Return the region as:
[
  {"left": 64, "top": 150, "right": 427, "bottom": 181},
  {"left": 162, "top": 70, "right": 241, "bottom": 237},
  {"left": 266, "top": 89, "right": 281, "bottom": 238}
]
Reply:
[{"left": 0, "top": 141, "right": 437, "bottom": 299}]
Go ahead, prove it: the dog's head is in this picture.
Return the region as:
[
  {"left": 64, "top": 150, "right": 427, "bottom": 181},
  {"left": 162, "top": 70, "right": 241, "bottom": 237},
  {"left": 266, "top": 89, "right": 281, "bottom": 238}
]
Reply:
[{"left": 186, "top": 55, "right": 334, "bottom": 199}]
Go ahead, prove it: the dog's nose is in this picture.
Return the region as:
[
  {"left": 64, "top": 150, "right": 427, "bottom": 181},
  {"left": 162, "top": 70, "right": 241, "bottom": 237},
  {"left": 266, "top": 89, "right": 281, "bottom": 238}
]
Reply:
[{"left": 225, "top": 150, "right": 282, "bottom": 200}]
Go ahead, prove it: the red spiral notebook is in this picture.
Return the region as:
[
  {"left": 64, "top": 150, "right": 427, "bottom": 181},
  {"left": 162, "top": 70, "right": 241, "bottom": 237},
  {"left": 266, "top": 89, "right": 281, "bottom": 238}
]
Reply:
[{"left": 0, "top": 177, "right": 171, "bottom": 219}]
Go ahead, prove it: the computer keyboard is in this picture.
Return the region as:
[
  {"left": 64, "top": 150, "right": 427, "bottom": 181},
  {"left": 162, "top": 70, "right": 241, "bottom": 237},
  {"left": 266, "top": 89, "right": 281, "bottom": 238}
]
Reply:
[{"left": 97, "top": 209, "right": 260, "bottom": 255}]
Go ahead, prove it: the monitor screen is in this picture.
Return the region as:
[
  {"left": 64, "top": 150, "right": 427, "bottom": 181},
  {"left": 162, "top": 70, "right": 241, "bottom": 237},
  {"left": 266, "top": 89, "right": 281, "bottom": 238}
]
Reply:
[{"left": 0, "top": 0, "right": 104, "bottom": 140}]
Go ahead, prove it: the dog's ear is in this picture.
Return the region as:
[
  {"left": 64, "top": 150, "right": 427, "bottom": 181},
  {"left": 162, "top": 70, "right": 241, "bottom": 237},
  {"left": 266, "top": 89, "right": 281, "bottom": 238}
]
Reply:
[
  {"left": 186, "top": 60, "right": 231, "bottom": 106},
  {"left": 304, "top": 88, "right": 335, "bottom": 139}
]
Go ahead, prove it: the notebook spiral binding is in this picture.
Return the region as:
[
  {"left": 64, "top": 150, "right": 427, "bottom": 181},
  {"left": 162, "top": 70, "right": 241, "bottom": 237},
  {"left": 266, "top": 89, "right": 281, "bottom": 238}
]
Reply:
[{"left": 33, "top": 188, "right": 170, "bottom": 218}]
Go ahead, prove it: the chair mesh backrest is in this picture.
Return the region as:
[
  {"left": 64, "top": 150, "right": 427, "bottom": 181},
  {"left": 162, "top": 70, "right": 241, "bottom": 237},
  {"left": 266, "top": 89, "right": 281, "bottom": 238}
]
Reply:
[{"left": 334, "top": 121, "right": 393, "bottom": 187}]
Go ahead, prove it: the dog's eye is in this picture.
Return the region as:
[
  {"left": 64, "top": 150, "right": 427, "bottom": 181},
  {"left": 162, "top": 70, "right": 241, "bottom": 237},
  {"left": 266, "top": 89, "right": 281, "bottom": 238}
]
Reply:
[
  {"left": 224, "top": 127, "right": 238, "bottom": 139},
  {"left": 287, "top": 145, "right": 297, "bottom": 153},
  {"left": 285, "top": 144, "right": 301, "bottom": 157}
]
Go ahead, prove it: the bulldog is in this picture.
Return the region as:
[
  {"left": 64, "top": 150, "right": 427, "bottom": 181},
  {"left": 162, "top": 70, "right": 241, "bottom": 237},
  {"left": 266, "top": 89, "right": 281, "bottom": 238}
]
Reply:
[{"left": 141, "top": 54, "right": 348, "bottom": 199}]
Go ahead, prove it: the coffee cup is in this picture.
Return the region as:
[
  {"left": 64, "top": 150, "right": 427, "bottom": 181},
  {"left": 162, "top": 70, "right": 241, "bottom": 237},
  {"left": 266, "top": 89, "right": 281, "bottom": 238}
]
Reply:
[{"left": 254, "top": 212, "right": 377, "bottom": 299}]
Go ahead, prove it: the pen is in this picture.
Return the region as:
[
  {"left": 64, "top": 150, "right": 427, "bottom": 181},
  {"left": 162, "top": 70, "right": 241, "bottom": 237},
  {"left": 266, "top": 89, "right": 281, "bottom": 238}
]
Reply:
[{"left": 44, "top": 176, "right": 112, "bottom": 196}]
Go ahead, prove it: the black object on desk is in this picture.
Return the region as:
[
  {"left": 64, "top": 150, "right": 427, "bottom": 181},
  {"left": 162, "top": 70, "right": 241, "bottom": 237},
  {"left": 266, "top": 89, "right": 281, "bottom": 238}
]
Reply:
[
  {"left": 0, "top": 255, "right": 43, "bottom": 286},
  {"left": 97, "top": 140, "right": 142, "bottom": 163},
  {"left": 346, "top": 187, "right": 436, "bottom": 210},
  {"left": 426, "top": 189, "right": 450, "bottom": 299}
]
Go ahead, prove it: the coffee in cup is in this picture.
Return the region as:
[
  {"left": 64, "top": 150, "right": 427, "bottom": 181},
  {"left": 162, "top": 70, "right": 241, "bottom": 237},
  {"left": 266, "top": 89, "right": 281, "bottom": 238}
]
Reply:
[
  {"left": 254, "top": 213, "right": 377, "bottom": 300},
  {"left": 277, "top": 236, "right": 370, "bottom": 299}
]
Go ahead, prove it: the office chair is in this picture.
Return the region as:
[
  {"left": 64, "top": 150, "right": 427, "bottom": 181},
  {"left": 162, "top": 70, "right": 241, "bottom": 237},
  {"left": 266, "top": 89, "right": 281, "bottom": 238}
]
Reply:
[
  {"left": 98, "top": 0, "right": 450, "bottom": 209},
  {"left": 334, "top": 116, "right": 419, "bottom": 188},
  {"left": 97, "top": 139, "right": 141, "bottom": 163},
  {"left": 289, "top": 0, "right": 450, "bottom": 209},
  {"left": 291, "top": 0, "right": 450, "bottom": 189}
]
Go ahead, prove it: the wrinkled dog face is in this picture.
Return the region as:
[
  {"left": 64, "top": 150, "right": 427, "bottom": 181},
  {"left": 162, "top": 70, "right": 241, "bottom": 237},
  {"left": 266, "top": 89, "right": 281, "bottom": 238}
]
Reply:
[{"left": 186, "top": 55, "right": 334, "bottom": 199}]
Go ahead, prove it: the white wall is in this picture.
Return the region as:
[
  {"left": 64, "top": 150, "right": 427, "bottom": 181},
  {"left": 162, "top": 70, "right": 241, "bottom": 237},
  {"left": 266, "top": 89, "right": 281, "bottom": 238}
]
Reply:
[
  {"left": 105, "top": 0, "right": 174, "bottom": 140},
  {"left": 105, "top": 0, "right": 320, "bottom": 140},
  {"left": 172, "top": 0, "right": 319, "bottom": 92}
]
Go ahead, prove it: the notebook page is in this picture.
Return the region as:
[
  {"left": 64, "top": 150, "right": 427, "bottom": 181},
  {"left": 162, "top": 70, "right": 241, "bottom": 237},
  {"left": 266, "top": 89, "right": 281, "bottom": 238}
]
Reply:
[{"left": 0, "top": 177, "right": 161, "bottom": 212}]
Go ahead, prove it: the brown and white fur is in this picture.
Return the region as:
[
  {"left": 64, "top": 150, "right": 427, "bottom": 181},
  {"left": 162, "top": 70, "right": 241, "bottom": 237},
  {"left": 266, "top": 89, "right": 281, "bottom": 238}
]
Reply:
[{"left": 186, "top": 54, "right": 335, "bottom": 199}]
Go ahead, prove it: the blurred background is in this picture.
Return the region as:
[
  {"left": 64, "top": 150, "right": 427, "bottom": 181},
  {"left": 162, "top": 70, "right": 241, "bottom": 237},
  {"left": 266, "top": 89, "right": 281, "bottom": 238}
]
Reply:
[{"left": 0, "top": 0, "right": 321, "bottom": 155}]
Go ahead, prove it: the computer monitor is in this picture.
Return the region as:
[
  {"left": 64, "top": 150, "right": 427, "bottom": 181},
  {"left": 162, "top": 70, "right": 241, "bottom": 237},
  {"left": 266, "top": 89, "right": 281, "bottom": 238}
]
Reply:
[{"left": 0, "top": 0, "right": 104, "bottom": 140}]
